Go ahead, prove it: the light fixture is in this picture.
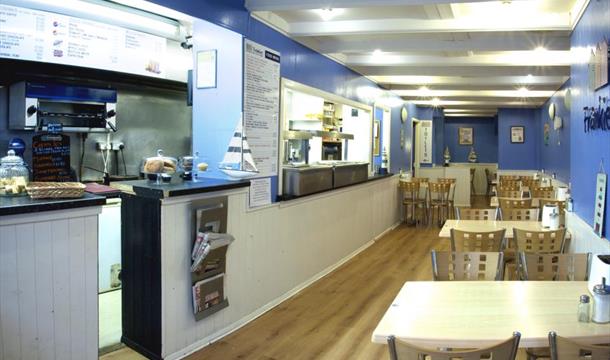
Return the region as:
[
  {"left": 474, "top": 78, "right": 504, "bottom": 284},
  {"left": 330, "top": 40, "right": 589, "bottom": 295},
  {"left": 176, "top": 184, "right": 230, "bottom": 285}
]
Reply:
[
  {"left": 419, "top": 86, "right": 431, "bottom": 97},
  {"left": 314, "top": 8, "right": 344, "bottom": 21},
  {"left": 373, "top": 49, "right": 383, "bottom": 56},
  {"left": 517, "top": 87, "right": 529, "bottom": 97},
  {"left": 431, "top": 97, "right": 441, "bottom": 107},
  {"left": 534, "top": 46, "right": 547, "bottom": 52}
]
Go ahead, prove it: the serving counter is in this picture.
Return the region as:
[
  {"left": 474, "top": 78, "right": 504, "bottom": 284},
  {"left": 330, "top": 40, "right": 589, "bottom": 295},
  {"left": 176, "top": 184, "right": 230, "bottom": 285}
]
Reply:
[{"left": 0, "top": 193, "right": 105, "bottom": 360}]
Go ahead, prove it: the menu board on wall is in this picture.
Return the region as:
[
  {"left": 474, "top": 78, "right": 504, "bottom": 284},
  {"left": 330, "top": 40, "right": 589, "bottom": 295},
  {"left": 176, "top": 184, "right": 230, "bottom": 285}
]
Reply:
[
  {"left": 0, "top": 4, "right": 167, "bottom": 78},
  {"left": 420, "top": 120, "right": 433, "bottom": 164},
  {"left": 32, "top": 133, "right": 71, "bottom": 182},
  {"left": 593, "top": 173, "right": 607, "bottom": 237},
  {"left": 243, "top": 39, "right": 280, "bottom": 178}
]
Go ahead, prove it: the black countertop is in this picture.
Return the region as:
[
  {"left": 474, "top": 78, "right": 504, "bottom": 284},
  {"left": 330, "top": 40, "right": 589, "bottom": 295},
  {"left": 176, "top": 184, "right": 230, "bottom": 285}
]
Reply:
[
  {"left": 278, "top": 173, "right": 394, "bottom": 201},
  {"left": 0, "top": 192, "right": 107, "bottom": 216},
  {"left": 112, "top": 178, "right": 251, "bottom": 199}
]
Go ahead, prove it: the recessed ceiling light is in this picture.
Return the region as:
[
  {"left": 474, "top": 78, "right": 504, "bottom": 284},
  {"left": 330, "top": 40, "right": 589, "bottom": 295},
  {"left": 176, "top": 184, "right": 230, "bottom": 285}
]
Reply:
[
  {"left": 534, "top": 46, "right": 547, "bottom": 52},
  {"left": 517, "top": 87, "right": 529, "bottom": 96},
  {"left": 431, "top": 97, "right": 441, "bottom": 107},
  {"left": 373, "top": 49, "right": 382, "bottom": 56},
  {"left": 314, "top": 8, "right": 344, "bottom": 21}
]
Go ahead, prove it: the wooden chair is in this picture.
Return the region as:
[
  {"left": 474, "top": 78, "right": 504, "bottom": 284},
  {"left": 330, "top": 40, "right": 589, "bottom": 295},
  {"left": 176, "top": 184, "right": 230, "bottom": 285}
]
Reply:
[
  {"left": 519, "top": 253, "right": 590, "bottom": 281},
  {"left": 513, "top": 228, "right": 566, "bottom": 254},
  {"left": 500, "top": 179, "right": 521, "bottom": 188},
  {"left": 532, "top": 188, "right": 555, "bottom": 199},
  {"left": 500, "top": 208, "right": 540, "bottom": 221},
  {"left": 456, "top": 207, "right": 499, "bottom": 220},
  {"left": 499, "top": 198, "right": 533, "bottom": 209},
  {"left": 438, "top": 178, "right": 456, "bottom": 219},
  {"left": 497, "top": 190, "right": 523, "bottom": 198},
  {"left": 450, "top": 228, "right": 506, "bottom": 252},
  {"left": 431, "top": 251, "right": 504, "bottom": 281},
  {"left": 485, "top": 168, "right": 496, "bottom": 196},
  {"left": 499, "top": 175, "right": 521, "bottom": 182},
  {"left": 412, "top": 177, "right": 429, "bottom": 184},
  {"left": 399, "top": 181, "right": 427, "bottom": 226},
  {"left": 428, "top": 182, "right": 452, "bottom": 227},
  {"left": 470, "top": 168, "right": 476, "bottom": 194},
  {"left": 521, "top": 177, "right": 541, "bottom": 189},
  {"left": 549, "top": 332, "right": 610, "bottom": 360},
  {"left": 387, "top": 332, "right": 521, "bottom": 360}
]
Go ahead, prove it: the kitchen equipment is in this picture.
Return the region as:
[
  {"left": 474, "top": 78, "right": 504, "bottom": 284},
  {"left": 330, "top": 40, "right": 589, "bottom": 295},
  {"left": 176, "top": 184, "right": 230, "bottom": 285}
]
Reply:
[
  {"left": 541, "top": 204, "right": 560, "bottom": 229},
  {"left": 283, "top": 165, "right": 333, "bottom": 197},
  {"left": 25, "top": 182, "right": 86, "bottom": 199},
  {"left": 577, "top": 294, "right": 591, "bottom": 323},
  {"left": 0, "top": 150, "right": 30, "bottom": 196},
  {"left": 591, "top": 277, "right": 610, "bottom": 323},
  {"left": 141, "top": 149, "right": 177, "bottom": 184},
  {"left": 556, "top": 186, "right": 569, "bottom": 201},
  {"left": 283, "top": 130, "right": 312, "bottom": 165},
  {"left": 9, "top": 82, "right": 117, "bottom": 132},
  {"left": 589, "top": 255, "right": 610, "bottom": 293}
]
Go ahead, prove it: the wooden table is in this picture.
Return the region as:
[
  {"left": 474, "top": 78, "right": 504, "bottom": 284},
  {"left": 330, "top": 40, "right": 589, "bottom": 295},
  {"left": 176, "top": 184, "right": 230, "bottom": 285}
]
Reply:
[
  {"left": 439, "top": 219, "right": 545, "bottom": 238},
  {"left": 372, "top": 281, "right": 610, "bottom": 348}
]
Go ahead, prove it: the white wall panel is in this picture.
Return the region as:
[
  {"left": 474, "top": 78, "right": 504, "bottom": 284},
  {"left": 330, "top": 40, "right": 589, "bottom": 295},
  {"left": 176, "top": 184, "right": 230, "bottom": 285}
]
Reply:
[
  {"left": 160, "top": 176, "right": 400, "bottom": 359},
  {"left": 0, "top": 207, "right": 100, "bottom": 360}
]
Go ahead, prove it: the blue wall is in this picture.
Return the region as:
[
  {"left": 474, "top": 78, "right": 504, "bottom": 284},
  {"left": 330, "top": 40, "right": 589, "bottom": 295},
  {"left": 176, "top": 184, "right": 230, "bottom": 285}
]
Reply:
[
  {"left": 497, "top": 108, "right": 540, "bottom": 170},
  {"left": 539, "top": 81, "right": 571, "bottom": 183},
  {"left": 569, "top": 0, "right": 610, "bottom": 237},
  {"left": 444, "top": 118, "right": 498, "bottom": 163}
]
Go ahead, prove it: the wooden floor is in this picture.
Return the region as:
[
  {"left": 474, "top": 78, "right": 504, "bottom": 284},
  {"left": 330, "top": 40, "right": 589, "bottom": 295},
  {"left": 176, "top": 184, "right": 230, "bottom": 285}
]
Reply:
[{"left": 103, "top": 196, "right": 531, "bottom": 360}]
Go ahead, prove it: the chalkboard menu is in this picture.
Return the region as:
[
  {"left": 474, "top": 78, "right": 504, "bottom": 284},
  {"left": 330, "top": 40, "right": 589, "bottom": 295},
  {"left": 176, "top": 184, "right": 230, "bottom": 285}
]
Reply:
[{"left": 32, "top": 134, "right": 71, "bottom": 182}]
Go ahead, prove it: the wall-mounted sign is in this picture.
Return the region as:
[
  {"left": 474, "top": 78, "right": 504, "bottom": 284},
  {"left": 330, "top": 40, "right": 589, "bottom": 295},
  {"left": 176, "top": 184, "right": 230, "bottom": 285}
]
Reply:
[
  {"left": 594, "top": 39, "right": 608, "bottom": 90},
  {"left": 511, "top": 126, "right": 525, "bottom": 143},
  {"left": 243, "top": 39, "right": 280, "bottom": 178},
  {"left": 593, "top": 172, "right": 607, "bottom": 237},
  {"left": 0, "top": 4, "right": 167, "bottom": 78},
  {"left": 420, "top": 120, "right": 433, "bottom": 164},
  {"left": 196, "top": 50, "right": 217, "bottom": 89}
]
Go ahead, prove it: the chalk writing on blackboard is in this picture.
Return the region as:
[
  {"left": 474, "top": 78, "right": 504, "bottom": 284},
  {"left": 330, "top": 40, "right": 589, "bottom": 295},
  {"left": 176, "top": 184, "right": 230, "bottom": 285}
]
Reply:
[{"left": 32, "top": 134, "right": 71, "bottom": 182}]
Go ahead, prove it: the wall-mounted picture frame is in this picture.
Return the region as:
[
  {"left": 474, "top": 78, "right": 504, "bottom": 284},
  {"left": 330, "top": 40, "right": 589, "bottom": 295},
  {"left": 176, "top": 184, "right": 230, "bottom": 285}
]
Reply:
[
  {"left": 458, "top": 127, "right": 473, "bottom": 145},
  {"left": 511, "top": 126, "right": 525, "bottom": 143},
  {"left": 196, "top": 49, "right": 217, "bottom": 89}
]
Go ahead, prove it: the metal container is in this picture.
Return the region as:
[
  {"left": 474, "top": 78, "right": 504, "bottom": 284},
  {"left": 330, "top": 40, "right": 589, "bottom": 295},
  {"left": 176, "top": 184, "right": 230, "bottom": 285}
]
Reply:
[
  {"left": 283, "top": 166, "right": 333, "bottom": 197},
  {"left": 333, "top": 162, "right": 369, "bottom": 188}
]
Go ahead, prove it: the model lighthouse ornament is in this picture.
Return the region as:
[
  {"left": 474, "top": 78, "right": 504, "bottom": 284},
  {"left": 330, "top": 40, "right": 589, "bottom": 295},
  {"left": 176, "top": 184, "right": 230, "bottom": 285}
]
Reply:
[
  {"left": 443, "top": 146, "right": 451, "bottom": 166},
  {"left": 468, "top": 147, "right": 478, "bottom": 163},
  {"left": 380, "top": 147, "right": 389, "bottom": 175}
]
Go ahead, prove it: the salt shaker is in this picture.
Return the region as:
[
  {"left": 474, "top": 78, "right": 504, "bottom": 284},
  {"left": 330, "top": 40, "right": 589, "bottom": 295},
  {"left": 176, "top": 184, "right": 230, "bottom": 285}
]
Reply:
[
  {"left": 592, "top": 277, "right": 610, "bottom": 324},
  {"left": 577, "top": 294, "right": 590, "bottom": 322}
]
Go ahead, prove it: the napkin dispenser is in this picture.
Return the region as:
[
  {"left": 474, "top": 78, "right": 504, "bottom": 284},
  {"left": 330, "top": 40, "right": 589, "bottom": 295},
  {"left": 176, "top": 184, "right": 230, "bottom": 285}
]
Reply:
[
  {"left": 589, "top": 255, "right": 610, "bottom": 293},
  {"left": 541, "top": 204, "right": 560, "bottom": 230},
  {"left": 556, "top": 186, "right": 568, "bottom": 201}
]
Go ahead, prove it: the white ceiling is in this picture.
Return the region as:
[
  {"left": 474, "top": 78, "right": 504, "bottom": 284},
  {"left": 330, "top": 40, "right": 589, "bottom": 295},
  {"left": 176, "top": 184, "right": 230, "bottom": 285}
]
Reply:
[{"left": 247, "top": 0, "right": 588, "bottom": 118}]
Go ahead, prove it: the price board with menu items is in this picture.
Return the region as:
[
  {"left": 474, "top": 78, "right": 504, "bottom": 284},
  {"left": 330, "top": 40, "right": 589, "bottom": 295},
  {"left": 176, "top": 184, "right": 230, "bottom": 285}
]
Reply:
[
  {"left": 32, "top": 133, "right": 71, "bottom": 182},
  {"left": 593, "top": 172, "right": 607, "bottom": 237},
  {"left": 0, "top": 4, "right": 167, "bottom": 78}
]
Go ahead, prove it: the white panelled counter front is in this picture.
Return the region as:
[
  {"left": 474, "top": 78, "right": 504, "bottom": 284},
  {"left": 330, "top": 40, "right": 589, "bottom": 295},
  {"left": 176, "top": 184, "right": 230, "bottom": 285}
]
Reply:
[
  {"left": 0, "top": 194, "right": 105, "bottom": 360},
  {"left": 114, "top": 174, "right": 400, "bottom": 360}
]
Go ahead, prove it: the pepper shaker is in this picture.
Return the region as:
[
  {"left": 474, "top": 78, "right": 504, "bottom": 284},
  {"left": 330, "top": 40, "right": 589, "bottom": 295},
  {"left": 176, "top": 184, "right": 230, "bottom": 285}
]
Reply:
[{"left": 577, "top": 294, "right": 590, "bottom": 322}]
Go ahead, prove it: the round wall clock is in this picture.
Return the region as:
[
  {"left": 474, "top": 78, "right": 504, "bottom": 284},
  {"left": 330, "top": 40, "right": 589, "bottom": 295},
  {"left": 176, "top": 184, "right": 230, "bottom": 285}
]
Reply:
[
  {"left": 401, "top": 107, "right": 408, "bottom": 123},
  {"left": 564, "top": 88, "right": 572, "bottom": 110},
  {"left": 548, "top": 103, "right": 556, "bottom": 121}
]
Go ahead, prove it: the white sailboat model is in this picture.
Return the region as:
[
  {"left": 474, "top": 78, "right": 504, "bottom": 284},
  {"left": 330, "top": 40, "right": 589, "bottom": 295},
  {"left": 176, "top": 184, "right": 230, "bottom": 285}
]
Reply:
[{"left": 219, "top": 119, "right": 259, "bottom": 179}]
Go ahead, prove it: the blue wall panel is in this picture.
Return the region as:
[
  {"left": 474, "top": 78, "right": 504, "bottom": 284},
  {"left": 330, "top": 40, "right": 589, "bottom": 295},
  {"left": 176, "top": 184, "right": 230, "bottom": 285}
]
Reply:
[
  {"left": 497, "top": 108, "right": 540, "bottom": 170},
  {"left": 569, "top": 0, "right": 610, "bottom": 237},
  {"left": 538, "top": 81, "right": 571, "bottom": 183},
  {"left": 444, "top": 118, "right": 498, "bottom": 163}
]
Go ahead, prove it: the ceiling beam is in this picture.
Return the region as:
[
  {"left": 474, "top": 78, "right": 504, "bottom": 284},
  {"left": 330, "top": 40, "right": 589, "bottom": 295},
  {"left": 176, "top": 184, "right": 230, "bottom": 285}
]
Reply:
[
  {"left": 375, "top": 75, "right": 569, "bottom": 86},
  {"left": 355, "top": 66, "right": 570, "bottom": 77},
  {"left": 245, "top": 0, "right": 524, "bottom": 11},
  {"left": 345, "top": 51, "right": 571, "bottom": 67},
  {"left": 387, "top": 84, "right": 561, "bottom": 91},
  {"left": 317, "top": 34, "right": 570, "bottom": 53},
  {"left": 409, "top": 100, "right": 544, "bottom": 107},
  {"left": 289, "top": 15, "right": 570, "bottom": 36},
  {"left": 445, "top": 114, "right": 497, "bottom": 118},
  {"left": 396, "top": 89, "right": 554, "bottom": 98}
]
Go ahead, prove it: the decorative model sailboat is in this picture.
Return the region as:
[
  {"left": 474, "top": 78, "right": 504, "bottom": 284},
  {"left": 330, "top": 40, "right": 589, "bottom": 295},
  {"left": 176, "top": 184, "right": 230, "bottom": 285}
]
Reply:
[{"left": 219, "top": 119, "right": 259, "bottom": 179}]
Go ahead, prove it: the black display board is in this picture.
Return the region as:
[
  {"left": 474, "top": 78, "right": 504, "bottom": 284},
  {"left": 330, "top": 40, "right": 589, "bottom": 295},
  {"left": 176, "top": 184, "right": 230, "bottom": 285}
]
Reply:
[{"left": 32, "top": 133, "right": 71, "bottom": 182}]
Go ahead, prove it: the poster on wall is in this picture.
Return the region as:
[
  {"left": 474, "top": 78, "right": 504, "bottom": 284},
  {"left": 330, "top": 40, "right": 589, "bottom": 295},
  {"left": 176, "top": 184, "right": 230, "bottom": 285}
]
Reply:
[
  {"left": 249, "top": 177, "right": 272, "bottom": 208},
  {"left": 0, "top": 4, "right": 167, "bottom": 78},
  {"left": 243, "top": 39, "right": 280, "bottom": 178},
  {"left": 420, "top": 120, "right": 433, "bottom": 164},
  {"left": 593, "top": 172, "right": 607, "bottom": 237}
]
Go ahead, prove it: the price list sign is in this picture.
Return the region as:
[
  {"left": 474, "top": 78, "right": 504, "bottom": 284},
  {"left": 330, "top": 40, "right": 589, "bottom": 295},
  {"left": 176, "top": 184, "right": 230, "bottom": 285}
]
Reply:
[{"left": 32, "top": 134, "right": 71, "bottom": 182}]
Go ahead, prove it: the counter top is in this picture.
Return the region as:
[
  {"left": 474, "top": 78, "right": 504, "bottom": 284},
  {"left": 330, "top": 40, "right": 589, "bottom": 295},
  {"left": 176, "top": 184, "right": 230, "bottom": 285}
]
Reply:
[
  {"left": 0, "top": 192, "right": 106, "bottom": 216},
  {"left": 111, "top": 178, "right": 251, "bottom": 199},
  {"left": 278, "top": 173, "right": 393, "bottom": 201}
]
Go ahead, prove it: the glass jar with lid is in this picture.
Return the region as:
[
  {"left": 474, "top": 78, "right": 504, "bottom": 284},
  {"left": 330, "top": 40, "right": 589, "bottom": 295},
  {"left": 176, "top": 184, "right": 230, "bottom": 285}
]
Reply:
[{"left": 0, "top": 150, "right": 30, "bottom": 196}]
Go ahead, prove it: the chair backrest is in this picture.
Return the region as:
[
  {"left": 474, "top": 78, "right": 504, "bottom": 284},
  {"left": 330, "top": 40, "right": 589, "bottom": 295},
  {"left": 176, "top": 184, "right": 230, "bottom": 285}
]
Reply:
[
  {"left": 532, "top": 189, "right": 556, "bottom": 199},
  {"left": 429, "top": 182, "right": 451, "bottom": 202},
  {"left": 431, "top": 251, "right": 504, "bottom": 281},
  {"left": 450, "top": 228, "right": 506, "bottom": 252},
  {"left": 519, "top": 253, "right": 590, "bottom": 281},
  {"left": 387, "top": 332, "right": 521, "bottom": 360},
  {"left": 497, "top": 190, "right": 522, "bottom": 198},
  {"left": 500, "top": 180, "right": 521, "bottom": 188},
  {"left": 521, "top": 178, "right": 541, "bottom": 189},
  {"left": 412, "top": 177, "right": 429, "bottom": 184},
  {"left": 513, "top": 228, "right": 566, "bottom": 253},
  {"left": 549, "top": 332, "right": 610, "bottom": 360},
  {"left": 456, "top": 208, "right": 499, "bottom": 220},
  {"left": 500, "top": 208, "right": 540, "bottom": 221},
  {"left": 499, "top": 175, "right": 521, "bottom": 181},
  {"left": 399, "top": 181, "right": 420, "bottom": 202},
  {"left": 437, "top": 178, "right": 456, "bottom": 184},
  {"left": 500, "top": 198, "right": 533, "bottom": 209}
]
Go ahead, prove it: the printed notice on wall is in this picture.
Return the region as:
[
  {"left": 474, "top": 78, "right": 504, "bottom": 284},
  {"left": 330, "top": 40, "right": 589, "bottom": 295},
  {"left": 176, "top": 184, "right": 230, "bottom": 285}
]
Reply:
[
  {"left": 0, "top": 4, "right": 167, "bottom": 78},
  {"left": 243, "top": 39, "right": 280, "bottom": 178},
  {"left": 249, "top": 177, "right": 272, "bottom": 208},
  {"left": 420, "top": 120, "right": 433, "bottom": 164},
  {"left": 593, "top": 172, "right": 607, "bottom": 237}
]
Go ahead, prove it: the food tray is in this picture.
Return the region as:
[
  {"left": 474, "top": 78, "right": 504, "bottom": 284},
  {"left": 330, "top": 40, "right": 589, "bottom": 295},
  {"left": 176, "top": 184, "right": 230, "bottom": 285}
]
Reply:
[{"left": 26, "top": 182, "right": 86, "bottom": 199}]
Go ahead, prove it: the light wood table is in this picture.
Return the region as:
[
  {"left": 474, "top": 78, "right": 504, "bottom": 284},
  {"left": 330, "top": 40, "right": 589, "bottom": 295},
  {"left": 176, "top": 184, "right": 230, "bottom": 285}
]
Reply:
[
  {"left": 439, "top": 219, "right": 545, "bottom": 238},
  {"left": 372, "top": 281, "right": 610, "bottom": 348}
]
